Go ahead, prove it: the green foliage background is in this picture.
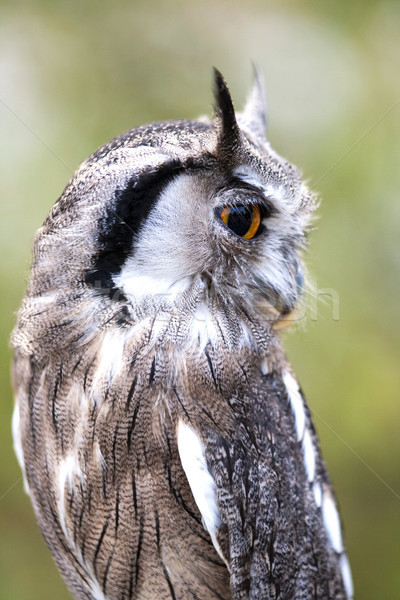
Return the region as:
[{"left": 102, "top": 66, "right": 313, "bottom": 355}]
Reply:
[{"left": 1, "top": 1, "right": 399, "bottom": 598}]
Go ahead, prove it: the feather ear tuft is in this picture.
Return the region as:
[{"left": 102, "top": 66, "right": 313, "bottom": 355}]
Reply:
[
  {"left": 213, "top": 68, "right": 241, "bottom": 159},
  {"left": 241, "top": 64, "right": 267, "bottom": 140}
]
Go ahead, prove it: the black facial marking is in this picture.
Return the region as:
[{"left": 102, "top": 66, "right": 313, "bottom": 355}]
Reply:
[{"left": 85, "top": 160, "right": 185, "bottom": 297}]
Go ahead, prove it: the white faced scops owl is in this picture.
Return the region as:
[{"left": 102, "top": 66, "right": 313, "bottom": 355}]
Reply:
[{"left": 11, "top": 70, "right": 353, "bottom": 600}]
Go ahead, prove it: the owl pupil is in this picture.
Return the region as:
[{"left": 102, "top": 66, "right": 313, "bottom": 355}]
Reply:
[
  {"left": 221, "top": 204, "right": 262, "bottom": 239},
  {"left": 226, "top": 206, "right": 252, "bottom": 237}
]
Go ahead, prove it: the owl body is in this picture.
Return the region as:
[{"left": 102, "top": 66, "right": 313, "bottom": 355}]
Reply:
[{"left": 12, "top": 72, "right": 353, "bottom": 599}]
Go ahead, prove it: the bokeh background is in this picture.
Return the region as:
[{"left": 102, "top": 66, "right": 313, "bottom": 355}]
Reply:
[{"left": 1, "top": 1, "right": 399, "bottom": 598}]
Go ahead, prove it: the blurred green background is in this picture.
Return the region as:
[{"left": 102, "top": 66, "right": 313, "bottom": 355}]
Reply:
[{"left": 1, "top": 0, "right": 399, "bottom": 598}]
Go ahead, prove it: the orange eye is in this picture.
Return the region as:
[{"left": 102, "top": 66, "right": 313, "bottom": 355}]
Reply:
[{"left": 220, "top": 204, "right": 262, "bottom": 239}]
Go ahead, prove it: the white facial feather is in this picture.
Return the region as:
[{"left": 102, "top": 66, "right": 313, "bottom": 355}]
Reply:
[
  {"left": 115, "top": 272, "right": 192, "bottom": 303},
  {"left": 233, "top": 167, "right": 285, "bottom": 205},
  {"left": 114, "top": 174, "right": 210, "bottom": 298}
]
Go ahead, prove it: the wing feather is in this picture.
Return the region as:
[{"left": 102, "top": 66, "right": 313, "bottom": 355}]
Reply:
[{"left": 176, "top": 420, "right": 229, "bottom": 568}]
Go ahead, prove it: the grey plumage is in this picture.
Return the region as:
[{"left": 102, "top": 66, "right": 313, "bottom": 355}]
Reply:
[{"left": 11, "top": 70, "right": 353, "bottom": 599}]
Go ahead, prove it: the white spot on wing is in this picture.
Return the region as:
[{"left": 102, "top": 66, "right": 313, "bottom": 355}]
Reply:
[
  {"left": 322, "top": 490, "right": 343, "bottom": 554},
  {"left": 177, "top": 422, "right": 220, "bottom": 533},
  {"left": 177, "top": 421, "right": 227, "bottom": 566},
  {"left": 313, "top": 481, "right": 322, "bottom": 507},
  {"left": 339, "top": 553, "right": 354, "bottom": 598},
  {"left": 260, "top": 359, "right": 269, "bottom": 375},
  {"left": 302, "top": 429, "right": 316, "bottom": 482},
  {"left": 283, "top": 372, "right": 350, "bottom": 595},
  {"left": 283, "top": 372, "right": 306, "bottom": 442},
  {"left": 57, "top": 454, "right": 82, "bottom": 543},
  {"left": 89, "top": 580, "right": 108, "bottom": 600},
  {"left": 11, "top": 403, "right": 30, "bottom": 494}
]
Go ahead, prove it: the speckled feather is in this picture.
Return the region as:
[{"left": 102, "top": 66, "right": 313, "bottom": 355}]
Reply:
[{"left": 11, "top": 70, "right": 352, "bottom": 599}]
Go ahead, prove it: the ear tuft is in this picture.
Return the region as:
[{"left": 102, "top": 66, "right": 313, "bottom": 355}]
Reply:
[
  {"left": 240, "top": 64, "right": 267, "bottom": 140},
  {"left": 212, "top": 68, "right": 241, "bottom": 159}
]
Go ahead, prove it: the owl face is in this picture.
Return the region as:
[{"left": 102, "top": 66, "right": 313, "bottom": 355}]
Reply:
[
  {"left": 17, "top": 71, "right": 314, "bottom": 360},
  {"left": 111, "top": 163, "right": 305, "bottom": 314}
]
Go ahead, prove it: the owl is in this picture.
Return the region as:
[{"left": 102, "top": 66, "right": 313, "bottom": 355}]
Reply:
[{"left": 11, "top": 70, "right": 353, "bottom": 600}]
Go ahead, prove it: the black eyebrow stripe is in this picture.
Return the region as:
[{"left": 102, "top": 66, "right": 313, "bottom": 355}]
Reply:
[
  {"left": 85, "top": 159, "right": 185, "bottom": 297},
  {"left": 85, "top": 156, "right": 219, "bottom": 299}
]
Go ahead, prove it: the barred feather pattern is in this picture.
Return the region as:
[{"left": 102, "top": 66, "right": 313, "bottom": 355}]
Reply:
[{"left": 13, "top": 303, "right": 348, "bottom": 599}]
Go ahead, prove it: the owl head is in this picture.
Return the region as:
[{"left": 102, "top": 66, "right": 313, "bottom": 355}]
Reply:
[{"left": 13, "top": 70, "right": 315, "bottom": 361}]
